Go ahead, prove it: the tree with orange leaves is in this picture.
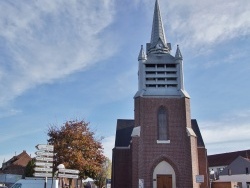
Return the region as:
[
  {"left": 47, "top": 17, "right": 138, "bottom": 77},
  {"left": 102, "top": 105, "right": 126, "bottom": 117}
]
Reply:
[{"left": 47, "top": 120, "right": 105, "bottom": 180}]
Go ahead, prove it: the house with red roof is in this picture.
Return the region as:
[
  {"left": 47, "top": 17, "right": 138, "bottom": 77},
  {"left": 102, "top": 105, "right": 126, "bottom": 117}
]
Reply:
[
  {"left": 208, "top": 150, "right": 250, "bottom": 180},
  {"left": 208, "top": 150, "right": 250, "bottom": 188},
  {"left": 0, "top": 150, "right": 32, "bottom": 176}
]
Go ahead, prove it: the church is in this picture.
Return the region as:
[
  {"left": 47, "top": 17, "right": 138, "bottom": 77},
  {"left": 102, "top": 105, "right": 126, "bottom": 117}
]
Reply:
[{"left": 111, "top": 0, "right": 209, "bottom": 188}]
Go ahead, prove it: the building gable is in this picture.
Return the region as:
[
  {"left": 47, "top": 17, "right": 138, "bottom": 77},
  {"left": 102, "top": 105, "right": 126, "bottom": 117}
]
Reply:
[
  {"left": 114, "top": 119, "right": 134, "bottom": 148},
  {"left": 191, "top": 119, "right": 205, "bottom": 147},
  {"left": 1, "top": 150, "right": 31, "bottom": 176},
  {"left": 208, "top": 150, "right": 250, "bottom": 167},
  {"left": 220, "top": 156, "right": 250, "bottom": 175}
]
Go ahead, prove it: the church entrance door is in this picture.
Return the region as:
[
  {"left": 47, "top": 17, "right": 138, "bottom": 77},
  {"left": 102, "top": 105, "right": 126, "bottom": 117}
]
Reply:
[{"left": 157, "top": 175, "right": 172, "bottom": 188}]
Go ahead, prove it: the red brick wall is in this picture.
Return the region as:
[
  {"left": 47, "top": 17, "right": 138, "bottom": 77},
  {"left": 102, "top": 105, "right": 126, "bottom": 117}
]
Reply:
[
  {"left": 131, "top": 137, "right": 139, "bottom": 188},
  {"left": 133, "top": 96, "right": 199, "bottom": 188},
  {"left": 198, "top": 147, "right": 210, "bottom": 188},
  {"left": 111, "top": 148, "right": 132, "bottom": 188}
]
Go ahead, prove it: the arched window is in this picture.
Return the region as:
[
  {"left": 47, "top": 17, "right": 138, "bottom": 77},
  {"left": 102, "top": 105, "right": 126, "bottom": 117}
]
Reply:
[{"left": 158, "top": 107, "right": 167, "bottom": 140}]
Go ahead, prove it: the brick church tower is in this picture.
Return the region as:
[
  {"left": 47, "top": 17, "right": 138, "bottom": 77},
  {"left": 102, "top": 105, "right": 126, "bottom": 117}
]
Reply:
[{"left": 112, "top": 1, "right": 209, "bottom": 188}]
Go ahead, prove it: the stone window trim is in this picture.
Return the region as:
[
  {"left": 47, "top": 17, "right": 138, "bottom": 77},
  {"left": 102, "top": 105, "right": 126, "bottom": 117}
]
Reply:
[{"left": 156, "top": 140, "right": 170, "bottom": 144}]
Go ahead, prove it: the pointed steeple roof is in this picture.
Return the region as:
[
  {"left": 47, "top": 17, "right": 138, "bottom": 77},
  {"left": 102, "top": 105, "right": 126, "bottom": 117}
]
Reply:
[
  {"left": 138, "top": 45, "right": 147, "bottom": 61},
  {"left": 150, "top": 0, "right": 166, "bottom": 47},
  {"left": 175, "top": 45, "right": 183, "bottom": 60}
]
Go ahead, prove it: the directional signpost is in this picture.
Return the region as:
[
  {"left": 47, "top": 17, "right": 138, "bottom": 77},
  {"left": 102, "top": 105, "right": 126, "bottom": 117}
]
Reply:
[
  {"left": 34, "top": 144, "right": 54, "bottom": 188},
  {"left": 34, "top": 144, "right": 79, "bottom": 188},
  {"left": 33, "top": 172, "right": 53, "bottom": 177},
  {"left": 58, "top": 168, "right": 79, "bottom": 179},
  {"left": 36, "top": 144, "right": 54, "bottom": 151},
  {"left": 35, "top": 151, "right": 54, "bottom": 157},
  {"left": 35, "top": 162, "right": 53, "bottom": 167},
  {"left": 34, "top": 167, "right": 53, "bottom": 172},
  {"left": 34, "top": 144, "right": 54, "bottom": 178},
  {"left": 36, "top": 156, "right": 54, "bottom": 162}
]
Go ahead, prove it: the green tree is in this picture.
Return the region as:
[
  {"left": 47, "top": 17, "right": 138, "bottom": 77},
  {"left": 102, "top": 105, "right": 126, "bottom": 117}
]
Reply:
[
  {"left": 25, "top": 158, "right": 35, "bottom": 177},
  {"left": 47, "top": 120, "right": 106, "bottom": 181},
  {"left": 95, "top": 157, "right": 112, "bottom": 188}
]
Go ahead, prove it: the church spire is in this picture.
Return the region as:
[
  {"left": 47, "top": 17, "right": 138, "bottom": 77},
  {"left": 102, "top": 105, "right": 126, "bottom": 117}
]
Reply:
[
  {"left": 135, "top": 0, "right": 189, "bottom": 98},
  {"left": 148, "top": 0, "right": 170, "bottom": 54},
  {"left": 150, "top": 0, "right": 166, "bottom": 47}
]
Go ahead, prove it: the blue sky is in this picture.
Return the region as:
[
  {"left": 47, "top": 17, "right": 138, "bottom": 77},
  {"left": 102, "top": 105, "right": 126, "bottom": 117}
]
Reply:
[{"left": 1, "top": 0, "right": 250, "bottom": 164}]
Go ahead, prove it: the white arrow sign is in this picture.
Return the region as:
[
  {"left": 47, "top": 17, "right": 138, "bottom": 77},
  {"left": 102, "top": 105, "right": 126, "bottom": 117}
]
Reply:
[
  {"left": 36, "top": 144, "right": 54, "bottom": 151},
  {"left": 34, "top": 167, "right": 53, "bottom": 172},
  {"left": 58, "top": 169, "right": 79, "bottom": 174},
  {"left": 35, "top": 151, "right": 54, "bottom": 157},
  {"left": 36, "top": 156, "right": 54, "bottom": 162},
  {"left": 33, "top": 172, "right": 53, "bottom": 177},
  {"left": 35, "top": 162, "right": 53, "bottom": 167},
  {"left": 58, "top": 174, "right": 79, "bottom": 179}
]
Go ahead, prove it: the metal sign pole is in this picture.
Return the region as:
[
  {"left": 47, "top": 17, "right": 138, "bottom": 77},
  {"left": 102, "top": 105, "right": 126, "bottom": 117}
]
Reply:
[
  {"left": 51, "top": 177, "right": 54, "bottom": 188},
  {"left": 44, "top": 177, "right": 47, "bottom": 188}
]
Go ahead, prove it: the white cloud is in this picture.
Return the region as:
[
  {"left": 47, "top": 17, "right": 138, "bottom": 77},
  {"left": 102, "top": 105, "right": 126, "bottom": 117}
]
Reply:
[
  {"left": 0, "top": 0, "right": 116, "bottom": 107},
  {"left": 1, "top": 0, "right": 249, "bottom": 109},
  {"left": 0, "top": 108, "right": 22, "bottom": 118},
  {"left": 200, "top": 109, "right": 250, "bottom": 154},
  {"left": 203, "top": 50, "right": 248, "bottom": 68},
  {"left": 132, "top": 0, "right": 250, "bottom": 57},
  {"left": 160, "top": 0, "right": 250, "bottom": 47},
  {"left": 102, "top": 135, "right": 115, "bottom": 160},
  {"left": 174, "top": 0, "right": 250, "bottom": 46}
]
